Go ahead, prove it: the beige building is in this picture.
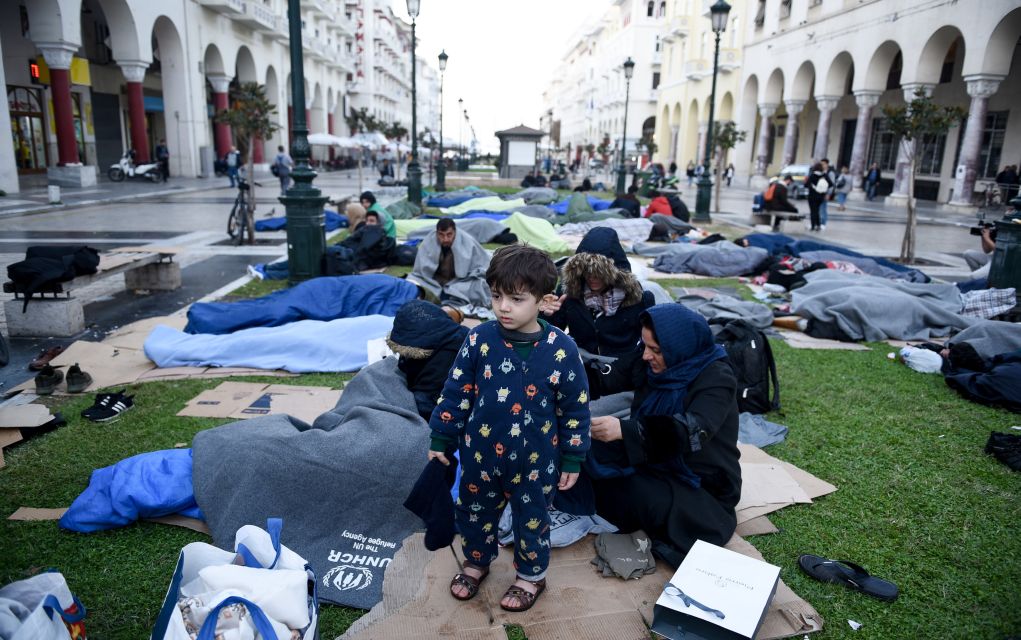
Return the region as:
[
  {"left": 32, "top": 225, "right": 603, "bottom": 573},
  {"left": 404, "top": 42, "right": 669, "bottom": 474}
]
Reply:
[
  {"left": 732, "top": 0, "right": 1021, "bottom": 206},
  {"left": 653, "top": 0, "right": 744, "bottom": 174}
]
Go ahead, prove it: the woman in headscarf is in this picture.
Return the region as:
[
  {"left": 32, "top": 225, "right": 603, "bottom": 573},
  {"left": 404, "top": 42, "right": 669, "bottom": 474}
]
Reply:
[
  {"left": 583, "top": 303, "right": 741, "bottom": 566},
  {"left": 541, "top": 227, "right": 654, "bottom": 358}
]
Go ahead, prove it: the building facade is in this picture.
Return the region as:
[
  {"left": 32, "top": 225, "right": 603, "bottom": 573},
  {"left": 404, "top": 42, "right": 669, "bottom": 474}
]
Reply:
[
  {"left": 732, "top": 0, "right": 1021, "bottom": 206},
  {"left": 652, "top": 0, "right": 745, "bottom": 172},
  {"left": 1, "top": 0, "right": 435, "bottom": 194},
  {"left": 543, "top": 0, "right": 668, "bottom": 170}
]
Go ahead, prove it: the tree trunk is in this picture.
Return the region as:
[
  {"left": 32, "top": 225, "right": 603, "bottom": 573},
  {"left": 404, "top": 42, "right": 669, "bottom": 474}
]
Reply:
[
  {"left": 899, "top": 148, "right": 916, "bottom": 263},
  {"left": 246, "top": 143, "right": 257, "bottom": 245},
  {"left": 714, "top": 148, "right": 726, "bottom": 213}
]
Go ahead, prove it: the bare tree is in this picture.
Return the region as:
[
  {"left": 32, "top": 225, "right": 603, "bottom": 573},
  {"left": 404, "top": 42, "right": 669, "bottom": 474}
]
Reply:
[{"left": 711, "top": 121, "right": 747, "bottom": 213}]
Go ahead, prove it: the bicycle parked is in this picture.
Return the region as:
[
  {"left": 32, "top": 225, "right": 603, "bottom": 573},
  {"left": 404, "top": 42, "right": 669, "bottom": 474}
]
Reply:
[{"left": 227, "top": 177, "right": 261, "bottom": 245}]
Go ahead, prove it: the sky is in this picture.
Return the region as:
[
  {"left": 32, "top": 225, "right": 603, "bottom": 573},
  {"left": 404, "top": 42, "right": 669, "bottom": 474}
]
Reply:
[{"left": 390, "top": 0, "right": 612, "bottom": 155}]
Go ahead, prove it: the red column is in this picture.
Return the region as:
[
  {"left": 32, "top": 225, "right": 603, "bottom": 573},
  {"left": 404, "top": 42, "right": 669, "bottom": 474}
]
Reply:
[
  {"left": 126, "top": 82, "right": 150, "bottom": 163},
  {"left": 213, "top": 90, "right": 232, "bottom": 158},
  {"left": 327, "top": 114, "right": 335, "bottom": 161},
  {"left": 50, "top": 68, "right": 80, "bottom": 165},
  {"left": 253, "top": 137, "right": 265, "bottom": 163}
]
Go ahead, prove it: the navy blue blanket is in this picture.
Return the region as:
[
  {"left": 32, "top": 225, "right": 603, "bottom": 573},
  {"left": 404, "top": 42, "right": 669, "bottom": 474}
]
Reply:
[
  {"left": 185, "top": 274, "right": 419, "bottom": 334},
  {"left": 549, "top": 195, "right": 613, "bottom": 214},
  {"left": 425, "top": 192, "right": 493, "bottom": 208},
  {"left": 945, "top": 351, "right": 1021, "bottom": 413},
  {"left": 254, "top": 210, "right": 348, "bottom": 232}
]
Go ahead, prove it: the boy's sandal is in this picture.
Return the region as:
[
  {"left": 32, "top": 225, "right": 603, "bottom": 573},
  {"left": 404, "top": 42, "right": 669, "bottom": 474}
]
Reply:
[
  {"left": 450, "top": 563, "right": 490, "bottom": 601},
  {"left": 500, "top": 578, "right": 546, "bottom": 612},
  {"left": 798, "top": 554, "right": 899, "bottom": 602}
]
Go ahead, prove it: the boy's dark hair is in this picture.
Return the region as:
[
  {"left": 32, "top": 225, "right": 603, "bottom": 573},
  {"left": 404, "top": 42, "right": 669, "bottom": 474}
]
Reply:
[
  {"left": 365, "top": 211, "right": 380, "bottom": 221},
  {"left": 436, "top": 218, "right": 456, "bottom": 232},
  {"left": 486, "top": 244, "right": 557, "bottom": 299},
  {"left": 360, "top": 191, "right": 377, "bottom": 205}
]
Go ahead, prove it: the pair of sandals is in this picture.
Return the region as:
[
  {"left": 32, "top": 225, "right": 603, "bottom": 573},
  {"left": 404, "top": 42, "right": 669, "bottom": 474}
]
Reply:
[{"left": 450, "top": 563, "right": 546, "bottom": 612}]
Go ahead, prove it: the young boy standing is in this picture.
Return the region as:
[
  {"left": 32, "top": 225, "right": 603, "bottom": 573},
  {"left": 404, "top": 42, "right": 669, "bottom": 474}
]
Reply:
[{"left": 428, "top": 245, "right": 591, "bottom": 612}]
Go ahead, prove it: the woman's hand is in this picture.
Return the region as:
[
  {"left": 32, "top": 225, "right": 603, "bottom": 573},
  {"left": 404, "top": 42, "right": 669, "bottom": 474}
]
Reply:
[
  {"left": 540, "top": 294, "right": 566, "bottom": 316},
  {"left": 590, "top": 416, "right": 622, "bottom": 442},
  {"left": 428, "top": 450, "right": 450, "bottom": 466},
  {"left": 558, "top": 471, "right": 579, "bottom": 491}
]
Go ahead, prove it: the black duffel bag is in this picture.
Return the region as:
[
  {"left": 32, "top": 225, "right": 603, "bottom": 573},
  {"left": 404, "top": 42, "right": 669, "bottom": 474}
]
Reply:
[{"left": 6, "top": 246, "right": 100, "bottom": 311}]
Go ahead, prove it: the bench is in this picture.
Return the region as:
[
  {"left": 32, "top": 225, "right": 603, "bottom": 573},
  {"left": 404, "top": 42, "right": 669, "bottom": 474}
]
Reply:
[
  {"left": 751, "top": 210, "right": 804, "bottom": 230},
  {"left": 3, "top": 248, "right": 181, "bottom": 337}
]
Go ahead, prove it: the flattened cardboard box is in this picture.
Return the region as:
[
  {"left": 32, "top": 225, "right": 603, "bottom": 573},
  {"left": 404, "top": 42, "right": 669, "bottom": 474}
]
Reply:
[{"left": 178, "top": 382, "right": 341, "bottom": 425}]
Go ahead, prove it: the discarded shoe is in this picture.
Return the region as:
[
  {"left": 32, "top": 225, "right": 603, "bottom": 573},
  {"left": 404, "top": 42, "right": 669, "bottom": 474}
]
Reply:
[
  {"left": 34, "top": 365, "right": 64, "bottom": 395},
  {"left": 65, "top": 363, "right": 93, "bottom": 393},
  {"left": 81, "top": 390, "right": 134, "bottom": 422},
  {"left": 29, "top": 346, "right": 64, "bottom": 371},
  {"left": 798, "top": 554, "right": 898, "bottom": 602},
  {"left": 985, "top": 431, "right": 1021, "bottom": 471}
]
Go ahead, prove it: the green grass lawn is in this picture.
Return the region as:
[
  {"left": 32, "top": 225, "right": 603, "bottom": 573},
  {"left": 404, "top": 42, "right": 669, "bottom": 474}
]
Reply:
[{"left": 1, "top": 278, "right": 1018, "bottom": 638}]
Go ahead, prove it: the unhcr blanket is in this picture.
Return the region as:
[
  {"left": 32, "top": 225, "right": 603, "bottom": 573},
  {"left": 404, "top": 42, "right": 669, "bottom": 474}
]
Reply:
[
  {"left": 405, "top": 218, "right": 508, "bottom": 244},
  {"left": 947, "top": 320, "right": 1021, "bottom": 361},
  {"left": 504, "top": 212, "right": 570, "bottom": 253},
  {"left": 407, "top": 228, "right": 492, "bottom": 311},
  {"left": 558, "top": 219, "right": 655, "bottom": 246},
  {"left": 650, "top": 243, "right": 769, "bottom": 277},
  {"left": 192, "top": 358, "right": 429, "bottom": 609},
  {"left": 144, "top": 315, "right": 394, "bottom": 373},
  {"left": 791, "top": 270, "right": 974, "bottom": 341},
  {"left": 441, "top": 196, "right": 526, "bottom": 216},
  {"left": 425, "top": 188, "right": 497, "bottom": 208},
  {"left": 185, "top": 275, "right": 419, "bottom": 334}
]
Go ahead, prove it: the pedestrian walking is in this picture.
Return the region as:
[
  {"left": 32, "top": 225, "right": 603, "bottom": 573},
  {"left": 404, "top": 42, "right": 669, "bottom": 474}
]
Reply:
[
  {"left": 273, "top": 145, "right": 293, "bottom": 195},
  {"left": 834, "top": 166, "right": 852, "bottom": 210},
  {"left": 725, "top": 163, "right": 735, "bottom": 187},
  {"left": 807, "top": 162, "right": 829, "bottom": 232},
  {"left": 154, "top": 139, "right": 170, "bottom": 181},
  {"left": 865, "top": 163, "right": 881, "bottom": 201},
  {"left": 686, "top": 160, "right": 696, "bottom": 187},
  {"left": 818, "top": 158, "right": 837, "bottom": 230},
  {"left": 226, "top": 146, "right": 240, "bottom": 187}
]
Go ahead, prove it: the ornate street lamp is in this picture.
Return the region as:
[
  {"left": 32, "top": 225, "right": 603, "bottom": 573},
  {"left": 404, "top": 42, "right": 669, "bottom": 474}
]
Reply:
[
  {"left": 457, "top": 97, "right": 464, "bottom": 170},
  {"left": 436, "top": 49, "right": 448, "bottom": 191},
  {"left": 464, "top": 109, "right": 470, "bottom": 164},
  {"left": 693, "top": 0, "right": 732, "bottom": 222},
  {"left": 615, "top": 57, "right": 635, "bottom": 195},
  {"left": 282, "top": 0, "right": 327, "bottom": 283},
  {"left": 406, "top": 0, "right": 422, "bottom": 206},
  {"left": 546, "top": 108, "right": 554, "bottom": 174}
]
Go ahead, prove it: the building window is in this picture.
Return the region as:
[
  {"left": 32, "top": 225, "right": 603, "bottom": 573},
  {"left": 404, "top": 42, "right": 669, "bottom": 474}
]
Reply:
[
  {"left": 868, "top": 118, "right": 899, "bottom": 172},
  {"left": 8, "top": 86, "right": 48, "bottom": 171},
  {"left": 648, "top": 1, "right": 654, "bottom": 17},
  {"left": 655, "top": 36, "right": 661, "bottom": 52},
  {"left": 886, "top": 52, "right": 902, "bottom": 90},
  {"left": 916, "top": 132, "right": 947, "bottom": 176},
  {"left": 754, "top": 0, "right": 765, "bottom": 27},
  {"left": 939, "top": 41, "right": 958, "bottom": 84},
  {"left": 652, "top": 72, "right": 661, "bottom": 89},
  {"left": 974, "top": 111, "right": 1007, "bottom": 179},
  {"left": 729, "top": 16, "right": 739, "bottom": 47},
  {"left": 658, "top": 1, "right": 666, "bottom": 17},
  {"left": 779, "top": 0, "right": 792, "bottom": 19}
]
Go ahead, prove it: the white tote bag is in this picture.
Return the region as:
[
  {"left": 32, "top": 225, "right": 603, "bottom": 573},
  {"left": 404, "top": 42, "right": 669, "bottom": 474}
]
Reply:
[
  {"left": 151, "top": 518, "right": 318, "bottom": 640},
  {"left": 0, "top": 571, "right": 87, "bottom": 640},
  {"left": 813, "top": 176, "right": 830, "bottom": 194}
]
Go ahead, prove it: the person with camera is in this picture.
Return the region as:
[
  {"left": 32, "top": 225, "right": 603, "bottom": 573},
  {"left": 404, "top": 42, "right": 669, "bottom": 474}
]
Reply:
[{"left": 964, "top": 225, "right": 996, "bottom": 276}]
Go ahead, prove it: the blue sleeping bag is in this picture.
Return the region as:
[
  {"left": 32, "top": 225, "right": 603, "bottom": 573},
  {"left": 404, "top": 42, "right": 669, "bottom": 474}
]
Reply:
[
  {"left": 548, "top": 195, "right": 613, "bottom": 214},
  {"left": 255, "top": 210, "right": 348, "bottom": 232},
  {"left": 59, "top": 449, "right": 201, "bottom": 533},
  {"left": 783, "top": 239, "right": 930, "bottom": 282},
  {"left": 185, "top": 274, "right": 419, "bottom": 334}
]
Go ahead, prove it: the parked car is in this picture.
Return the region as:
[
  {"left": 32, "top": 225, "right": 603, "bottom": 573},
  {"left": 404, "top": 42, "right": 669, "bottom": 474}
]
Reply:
[
  {"left": 778, "top": 164, "right": 811, "bottom": 199},
  {"left": 588, "top": 157, "right": 606, "bottom": 170}
]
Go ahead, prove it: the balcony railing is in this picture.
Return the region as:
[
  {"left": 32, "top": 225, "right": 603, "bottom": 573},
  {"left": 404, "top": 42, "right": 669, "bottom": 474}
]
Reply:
[
  {"left": 718, "top": 47, "right": 741, "bottom": 73},
  {"left": 196, "top": 0, "right": 244, "bottom": 15},
  {"left": 272, "top": 15, "right": 291, "bottom": 42},
  {"left": 662, "top": 15, "right": 689, "bottom": 42},
  {"left": 684, "top": 59, "right": 708, "bottom": 80},
  {"left": 233, "top": 1, "right": 276, "bottom": 32}
]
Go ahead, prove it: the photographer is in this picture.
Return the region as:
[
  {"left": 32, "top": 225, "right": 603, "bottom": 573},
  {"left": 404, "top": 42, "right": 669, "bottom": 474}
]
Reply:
[{"left": 964, "top": 225, "right": 996, "bottom": 276}]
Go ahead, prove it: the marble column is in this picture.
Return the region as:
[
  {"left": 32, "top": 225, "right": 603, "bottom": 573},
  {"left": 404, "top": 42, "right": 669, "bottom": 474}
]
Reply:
[
  {"left": 208, "top": 74, "right": 233, "bottom": 158},
  {"left": 327, "top": 113, "right": 335, "bottom": 162},
  {"left": 782, "top": 99, "right": 806, "bottom": 167},
  {"left": 812, "top": 95, "right": 840, "bottom": 162},
  {"left": 950, "top": 75, "right": 1002, "bottom": 206},
  {"left": 891, "top": 84, "right": 934, "bottom": 198},
  {"left": 119, "top": 61, "right": 150, "bottom": 163},
  {"left": 696, "top": 123, "right": 708, "bottom": 165},
  {"left": 848, "top": 91, "right": 881, "bottom": 190},
  {"left": 39, "top": 44, "right": 79, "bottom": 165},
  {"left": 753, "top": 103, "right": 777, "bottom": 177},
  {"left": 669, "top": 125, "right": 679, "bottom": 164}
]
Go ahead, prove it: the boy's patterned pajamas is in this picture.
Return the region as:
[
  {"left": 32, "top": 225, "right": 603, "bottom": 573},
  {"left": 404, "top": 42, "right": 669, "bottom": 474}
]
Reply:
[{"left": 429, "top": 321, "right": 591, "bottom": 579}]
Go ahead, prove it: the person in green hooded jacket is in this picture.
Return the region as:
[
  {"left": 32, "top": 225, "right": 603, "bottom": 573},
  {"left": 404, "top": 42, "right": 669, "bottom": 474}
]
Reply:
[{"left": 359, "top": 190, "right": 396, "bottom": 239}]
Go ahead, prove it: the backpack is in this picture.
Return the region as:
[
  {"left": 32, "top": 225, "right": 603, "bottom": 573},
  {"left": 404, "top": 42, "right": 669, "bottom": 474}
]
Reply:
[
  {"left": 321, "top": 245, "right": 357, "bottom": 276},
  {"left": 7, "top": 246, "right": 100, "bottom": 311},
  {"left": 763, "top": 182, "right": 777, "bottom": 202},
  {"left": 712, "top": 319, "right": 780, "bottom": 414},
  {"left": 270, "top": 163, "right": 280, "bottom": 177},
  {"left": 666, "top": 194, "right": 690, "bottom": 222}
]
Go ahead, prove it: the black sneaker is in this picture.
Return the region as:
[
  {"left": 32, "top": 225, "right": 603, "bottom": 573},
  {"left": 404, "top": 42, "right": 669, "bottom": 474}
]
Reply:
[
  {"left": 65, "top": 363, "right": 93, "bottom": 393},
  {"left": 81, "top": 390, "right": 134, "bottom": 422},
  {"left": 34, "top": 365, "right": 64, "bottom": 395}
]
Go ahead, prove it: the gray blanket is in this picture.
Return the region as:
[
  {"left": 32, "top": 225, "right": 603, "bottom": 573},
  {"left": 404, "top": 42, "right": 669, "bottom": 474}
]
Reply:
[
  {"left": 192, "top": 358, "right": 429, "bottom": 610},
  {"left": 947, "top": 320, "right": 1021, "bottom": 360},
  {"left": 510, "top": 204, "right": 559, "bottom": 223},
  {"left": 558, "top": 218, "right": 654, "bottom": 245},
  {"left": 510, "top": 187, "right": 559, "bottom": 205},
  {"left": 407, "top": 228, "right": 492, "bottom": 311},
  {"left": 680, "top": 295, "right": 775, "bottom": 329},
  {"left": 798, "top": 250, "right": 914, "bottom": 281},
  {"left": 791, "top": 270, "right": 975, "bottom": 341},
  {"left": 406, "top": 217, "right": 506, "bottom": 243},
  {"left": 651, "top": 243, "right": 769, "bottom": 277}
]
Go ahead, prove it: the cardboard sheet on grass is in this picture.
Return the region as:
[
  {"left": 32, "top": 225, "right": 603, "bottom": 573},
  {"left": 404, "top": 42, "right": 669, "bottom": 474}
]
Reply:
[
  {"left": 0, "top": 403, "right": 56, "bottom": 468},
  {"left": 7, "top": 506, "right": 210, "bottom": 534},
  {"left": 178, "top": 381, "right": 341, "bottom": 425},
  {"left": 342, "top": 444, "right": 833, "bottom": 640}
]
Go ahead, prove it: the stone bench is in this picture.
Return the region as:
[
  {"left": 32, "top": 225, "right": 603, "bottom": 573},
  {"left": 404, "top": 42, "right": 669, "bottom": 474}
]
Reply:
[
  {"left": 751, "top": 210, "right": 805, "bottom": 229},
  {"left": 3, "top": 249, "right": 181, "bottom": 337}
]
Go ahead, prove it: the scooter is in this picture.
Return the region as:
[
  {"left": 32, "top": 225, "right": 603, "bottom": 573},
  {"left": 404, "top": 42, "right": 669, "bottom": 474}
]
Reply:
[{"left": 108, "top": 151, "right": 163, "bottom": 183}]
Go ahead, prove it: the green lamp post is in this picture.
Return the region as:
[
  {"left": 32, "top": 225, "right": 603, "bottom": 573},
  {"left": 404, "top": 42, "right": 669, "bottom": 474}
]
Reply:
[
  {"left": 693, "top": 0, "right": 732, "bottom": 223},
  {"left": 435, "top": 49, "right": 448, "bottom": 192},
  {"left": 615, "top": 57, "right": 636, "bottom": 195},
  {"left": 406, "top": 0, "right": 423, "bottom": 207},
  {"left": 282, "top": 0, "right": 327, "bottom": 284}
]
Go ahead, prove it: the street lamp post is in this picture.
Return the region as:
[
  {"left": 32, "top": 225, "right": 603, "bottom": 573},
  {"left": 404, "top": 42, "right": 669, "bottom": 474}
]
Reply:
[
  {"left": 463, "top": 109, "right": 469, "bottom": 166},
  {"left": 546, "top": 108, "right": 553, "bottom": 174},
  {"left": 615, "top": 57, "right": 635, "bottom": 195},
  {"left": 457, "top": 97, "right": 463, "bottom": 171},
  {"left": 406, "top": 0, "right": 422, "bottom": 207},
  {"left": 694, "top": 0, "right": 732, "bottom": 223},
  {"left": 282, "top": 0, "right": 327, "bottom": 284},
  {"left": 436, "top": 49, "right": 448, "bottom": 191}
]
